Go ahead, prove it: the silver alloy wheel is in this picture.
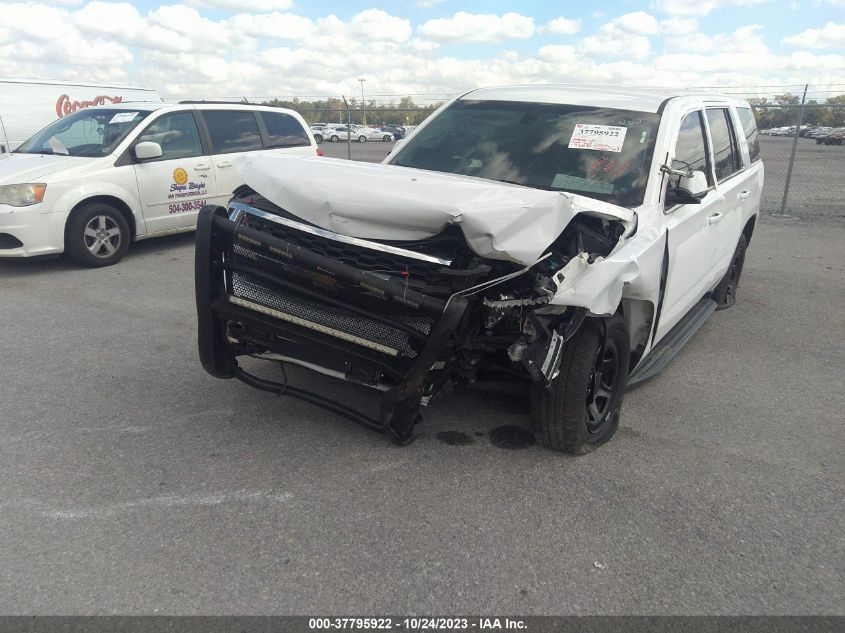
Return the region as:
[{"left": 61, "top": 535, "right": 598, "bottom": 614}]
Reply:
[{"left": 83, "top": 214, "right": 122, "bottom": 258}]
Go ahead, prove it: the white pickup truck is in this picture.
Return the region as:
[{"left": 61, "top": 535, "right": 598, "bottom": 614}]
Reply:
[{"left": 195, "top": 85, "right": 763, "bottom": 453}]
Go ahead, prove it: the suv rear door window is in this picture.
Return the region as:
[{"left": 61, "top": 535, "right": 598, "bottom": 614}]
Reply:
[
  {"left": 736, "top": 107, "right": 760, "bottom": 163},
  {"left": 706, "top": 108, "right": 742, "bottom": 181},
  {"left": 260, "top": 112, "right": 309, "bottom": 148},
  {"left": 203, "top": 110, "right": 262, "bottom": 154}
]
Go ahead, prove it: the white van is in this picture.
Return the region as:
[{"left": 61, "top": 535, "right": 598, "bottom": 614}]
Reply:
[
  {"left": 0, "top": 77, "right": 161, "bottom": 154},
  {"left": 0, "top": 102, "right": 320, "bottom": 266}
]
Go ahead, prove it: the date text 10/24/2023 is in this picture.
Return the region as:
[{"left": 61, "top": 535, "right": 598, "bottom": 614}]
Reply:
[{"left": 308, "top": 618, "right": 528, "bottom": 630}]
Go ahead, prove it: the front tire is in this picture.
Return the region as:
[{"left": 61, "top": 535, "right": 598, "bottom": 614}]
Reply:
[
  {"left": 530, "top": 315, "right": 630, "bottom": 454},
  {"left": 314, "top": 134, "right": 323, "bottom": 144},
  {"left": 64, "top": 202, "right": 130, "bottom": 267},
  {"left": 383, "top": 135, "right": 391, "bottom": 142},
  {"left": 358, "top": 135, "right": 368, "bottom": 143},
  {"left": 330, "top": 135, "right": 339, "bottom": 142},
  {"left": 713, "top": 234, "right": 747, "bottom": 310}
]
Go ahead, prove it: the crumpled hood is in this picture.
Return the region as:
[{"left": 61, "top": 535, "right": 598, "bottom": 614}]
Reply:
[
  {"left": 0, "top": 153, "right": 91, "bottom": 185},
  {"left": 235, "top": 154, "right": 634, "bottom": 266}
]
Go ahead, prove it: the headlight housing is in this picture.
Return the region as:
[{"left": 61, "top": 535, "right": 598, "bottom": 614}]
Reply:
[{"left": 0, "top": 183, "right": 47, "bottom": 207}]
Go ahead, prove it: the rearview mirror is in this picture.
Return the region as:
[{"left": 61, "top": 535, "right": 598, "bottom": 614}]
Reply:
[
  {"left": 134, "top": 141, "right": 162, "bottom": 160},
  {"left": 666, "top": 170, "right": 709, "bottom": 205}
]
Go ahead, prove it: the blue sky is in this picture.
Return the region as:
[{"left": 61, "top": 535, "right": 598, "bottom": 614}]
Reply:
[{"left": 1, "top": 1, "right": 844, "bottom": 100}]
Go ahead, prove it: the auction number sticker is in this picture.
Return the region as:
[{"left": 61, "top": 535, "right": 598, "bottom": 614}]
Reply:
[{"left": 568, "top": 124, "right": 627, "bottom": 152}]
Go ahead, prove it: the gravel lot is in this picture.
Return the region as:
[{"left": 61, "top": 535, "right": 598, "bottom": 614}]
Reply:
[{"left": 0, "top": 214, "right": 842, "bottom": 615}]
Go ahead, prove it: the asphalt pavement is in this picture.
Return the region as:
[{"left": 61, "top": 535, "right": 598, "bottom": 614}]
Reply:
[{"left": 0, "top": 215, "right": 843, "bottom": 615}]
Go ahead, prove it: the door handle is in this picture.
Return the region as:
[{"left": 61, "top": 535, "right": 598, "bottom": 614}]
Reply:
[
  {"left": 738, "top": 190, "right": 751, "bottom": 200},
  {"left": 708, "top": 212, "right": 724, "bottom": 225},
  {"left": 216, "top": 160, "right": 233, "bottom": 168},
  {"left": 193, "top": 163, "right": 211, "bottom": 171}
]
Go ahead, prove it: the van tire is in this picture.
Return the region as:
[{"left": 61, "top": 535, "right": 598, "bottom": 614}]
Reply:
[
  {"left": 65, "top": 202, "right": 130, "bottom": 267},
  {"left": 358, "top": 135, "right": 367, "bottom": 143},
  {"left": 530, "top": 315, "right": 629, "bottom": 454}
]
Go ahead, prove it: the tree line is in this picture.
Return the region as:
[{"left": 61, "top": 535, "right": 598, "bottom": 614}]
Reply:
[
  {"left": 750, "top": 94, "right": 845, "bottom": 128},
  {"left": 261, "top": 96, "right": 442, "bottom": 126}
]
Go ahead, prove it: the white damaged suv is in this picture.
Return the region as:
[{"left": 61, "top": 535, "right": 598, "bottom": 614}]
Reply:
[{"left": 195, "top": 85, "right": 763, "bottom": 453}]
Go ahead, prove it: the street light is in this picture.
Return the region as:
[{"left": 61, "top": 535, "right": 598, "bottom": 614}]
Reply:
[{"left": 358, "top": 77, "right": 366, "bottom": 126}]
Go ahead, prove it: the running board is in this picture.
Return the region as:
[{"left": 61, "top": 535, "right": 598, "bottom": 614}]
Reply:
[{"left": 627, "top": 297, "right": 717, "bottom": 388}]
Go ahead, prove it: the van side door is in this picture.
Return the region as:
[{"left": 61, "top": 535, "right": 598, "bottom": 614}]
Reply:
[
  {"left": 133, "top": 110, "right": 216, "bottom": 233},
  {"left": 198, "top": 110, "right": 263, "bottom": 205}
]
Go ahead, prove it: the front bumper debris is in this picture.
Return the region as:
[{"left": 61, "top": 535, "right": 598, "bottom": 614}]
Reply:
[{"left": 195, "top": 204, "right": 468, "bottom": 443}]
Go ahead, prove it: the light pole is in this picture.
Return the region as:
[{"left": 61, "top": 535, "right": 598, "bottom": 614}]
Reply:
[{"left": 358, "top": 77, "right": 366, "bottom": 126}]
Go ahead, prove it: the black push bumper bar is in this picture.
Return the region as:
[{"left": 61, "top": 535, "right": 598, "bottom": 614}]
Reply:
[{"left": 195, "top": 205, "right": 468, "bottom": 443}]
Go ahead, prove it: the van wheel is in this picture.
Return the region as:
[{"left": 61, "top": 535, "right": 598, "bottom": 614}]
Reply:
[
  {"left": 713, "top": 234, "right": 747, "bottom": 310},
  {"left": 530, "top": 315, "right": 630, "bottom": 454},
  {"left": 383, "top": 135, "right": 392, "bottom": 142},
  {"left": 358, "top": 135, "right": 367, "bottom": 143},
  {"left": 65, "top": 203, "right": 130, "bottom": 267},
  {"left": 330, "top": 135, "right": 339, "bottom": 142},
  {"left": 314, "top": 134, "right": 323, "bottom": 144}
]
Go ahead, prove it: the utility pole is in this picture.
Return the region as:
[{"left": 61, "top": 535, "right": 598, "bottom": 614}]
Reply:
[{"left": 358, "top": 77, "right": 366, "bottom": 126}]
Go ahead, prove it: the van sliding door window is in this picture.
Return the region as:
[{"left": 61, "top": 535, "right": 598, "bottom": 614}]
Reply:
[{"left": 203, "top": 111, "right": 262, "bottom": 154}]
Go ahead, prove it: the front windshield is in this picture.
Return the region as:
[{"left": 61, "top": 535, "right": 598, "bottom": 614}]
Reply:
[
  {"left": 15, "top": 109, "right": 152, "bottom": 157},
  {"left": 391, "top": 100, "right": 661, "bottom": 207}
]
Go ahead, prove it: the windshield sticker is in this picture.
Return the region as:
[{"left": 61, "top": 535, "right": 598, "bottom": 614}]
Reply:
[
  {"left": 552, "top": 174, "right": 615, "bottom": 194},
  {"left": 568, "top": 124, "right": 627, "bottom": 152},
  {"left": 109, "top": 112, "right": 139, "bottom": 124}
]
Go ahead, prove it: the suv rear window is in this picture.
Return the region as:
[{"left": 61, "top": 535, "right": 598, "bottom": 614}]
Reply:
[
  {"left": 390, "top": 100, "right": 660, "bottom": 208},
  {"left": 203, "top": 110, "right": 262, "bottom": 154},
  {"left": 736, "top": 107, "right": 760, "bottom": 163},
  {"left": 260, "top": 111, "right": 309, "bottom": 148}
]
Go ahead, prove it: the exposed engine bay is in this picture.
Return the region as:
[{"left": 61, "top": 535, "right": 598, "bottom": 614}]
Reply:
[{"left": 195, "top": 158, "right": 635, "bottom": 443}]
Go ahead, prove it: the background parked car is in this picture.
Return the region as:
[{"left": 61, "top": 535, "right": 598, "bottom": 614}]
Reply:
[{"left": 824, "top": 128, "right": 845, "bottom": 145}]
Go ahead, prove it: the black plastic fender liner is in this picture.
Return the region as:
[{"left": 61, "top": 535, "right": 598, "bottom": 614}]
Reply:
[
  {"left": 379, "top": 294, "right": 469, "bottom": 444},
  {"left": 196, "top": 205, "right": 236, "bottom": 378}
]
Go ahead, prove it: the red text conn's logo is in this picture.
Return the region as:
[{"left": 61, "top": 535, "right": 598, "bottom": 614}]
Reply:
[{"left": 56, "top": 94, "right": 123, "bottom": 117}]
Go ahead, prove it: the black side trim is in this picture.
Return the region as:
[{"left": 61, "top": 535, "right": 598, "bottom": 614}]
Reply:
[{"left": 649, "top": 230, "right": 670, "bottom": 347}]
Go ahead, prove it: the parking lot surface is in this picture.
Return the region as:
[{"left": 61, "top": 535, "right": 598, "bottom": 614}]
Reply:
[{"left": 0, "top": 215, "right": 842, "bottom": 615}]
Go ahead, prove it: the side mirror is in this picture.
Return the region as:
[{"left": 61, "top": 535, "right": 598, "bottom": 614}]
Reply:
[
  {"left": 388, "top": 138, "right": 407, "bottom": 155},
  {"left": 666, "top": 170, "right": 709, "bottom": 205},
  {"left": 134, "top": 141, "right": 162, "bottom": 160}
]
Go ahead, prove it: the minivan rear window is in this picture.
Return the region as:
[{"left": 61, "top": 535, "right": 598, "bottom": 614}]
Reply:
[
  {"left": 203, "top": 110, "right": 262, "bottom": 154},
  {"left": 260, "top": 112, "right": 309, "bottom": 148}
]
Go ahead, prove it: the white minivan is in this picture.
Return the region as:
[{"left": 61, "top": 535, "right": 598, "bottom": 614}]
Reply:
[{"left": 0, "top": 102, "right": 320, "bottom": 266}]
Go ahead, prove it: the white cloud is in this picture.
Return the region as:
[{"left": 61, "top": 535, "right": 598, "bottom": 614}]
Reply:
[
  {"left": 659, "top": 17, "right": 699, "bottom": 36},
  {"left": 186, "top": 0, "right": 293, "bottom": 12},
  {"left": 418, "top": 12, "right": 535, "bottom": 43},
  {"left": 228, "top": 12, "right": 316, "bottom": 40},
  {"left": 783, "top": 22, "right": 845, "bottom": 49},
  {"left": 612, "top": 11, "right": 659, "bottom": 35},
  {"left": 541, "top": 17, "right": 581, "bottom": 36},
  {"left": 651, "top": 0, "right": 769, "bottom": 17},
  {"left": 416, "top": 0, "right": 446, "bottom": 7}
]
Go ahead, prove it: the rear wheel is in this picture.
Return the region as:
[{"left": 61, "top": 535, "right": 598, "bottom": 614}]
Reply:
[
  {"left": 713, "top": 234, "right": 747, "bottom": 310},
  {"left": 383, "top": 135, "right": 391, "bottom": 142},
  {"left": 530, "top": 315, "right": 630, "bottom": 454},
  {"left": 314, "top": 134, "right": 323, "bottom": 144},
  {"left": 65, "top": 202, "right": 130, "bottom": 267},
  {"left": 330, "top": 135, "right": 339, "bottom": 142},
  {"left": 358, "top": 135, "right": 367, "bottom": 143}
]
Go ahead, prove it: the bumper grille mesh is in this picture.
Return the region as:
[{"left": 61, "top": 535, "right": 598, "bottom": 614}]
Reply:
[{"left": 231, "top": 271, "right": 432, "bottom": 358}]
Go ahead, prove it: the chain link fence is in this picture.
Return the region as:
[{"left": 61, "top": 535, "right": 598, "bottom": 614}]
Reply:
[{"left": 753, "top": 104, "right": 845, "bottom": 218}]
